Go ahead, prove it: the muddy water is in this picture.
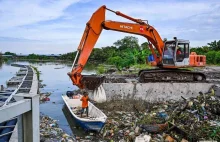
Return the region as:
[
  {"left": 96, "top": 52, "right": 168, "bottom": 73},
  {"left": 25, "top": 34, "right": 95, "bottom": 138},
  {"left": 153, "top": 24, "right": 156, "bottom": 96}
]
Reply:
[{"left": 0, "top": 61, "right": 97, "bottom": 136}]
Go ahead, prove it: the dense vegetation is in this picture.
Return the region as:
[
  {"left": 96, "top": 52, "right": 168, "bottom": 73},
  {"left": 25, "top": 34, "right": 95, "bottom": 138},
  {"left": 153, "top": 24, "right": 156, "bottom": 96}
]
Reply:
[
  {"left": 4, "top": 51, "right": 61, "bottom": 60},
  {"left": 62, "top": 37, "right": 220, "bottom": 69},
  {"left": 4, "top": 52, "right": 16, "bottom": 56},
  {"left": 61, "top": 36, "right": 151, "bottom": 70},
  {"left": 2, "top": 36, "right": 220, "bottom": 69},
  {"left": 191, "top": 40, "right": 220, "bottom": 64},
  {"left": 23, "top": 54, "right": 59, "bottom": 60}
]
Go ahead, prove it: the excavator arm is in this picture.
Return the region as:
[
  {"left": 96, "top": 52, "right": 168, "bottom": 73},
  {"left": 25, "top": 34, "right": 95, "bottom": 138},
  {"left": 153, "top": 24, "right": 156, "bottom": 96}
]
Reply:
[{"left": 68, "top": 5, "right": 164, "bottom": 89}]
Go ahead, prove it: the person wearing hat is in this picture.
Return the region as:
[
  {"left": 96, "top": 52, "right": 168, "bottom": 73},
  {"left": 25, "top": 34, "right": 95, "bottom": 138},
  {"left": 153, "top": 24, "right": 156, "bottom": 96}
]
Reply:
[{"left": 80, "top": 91, "right": 90, "bottom": 117}]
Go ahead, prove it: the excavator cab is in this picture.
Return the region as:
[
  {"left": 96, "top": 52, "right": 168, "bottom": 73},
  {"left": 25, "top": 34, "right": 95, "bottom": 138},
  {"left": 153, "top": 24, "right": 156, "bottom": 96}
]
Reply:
[{"left": 162, "top": 37, "right": 190, "bottom": 67}]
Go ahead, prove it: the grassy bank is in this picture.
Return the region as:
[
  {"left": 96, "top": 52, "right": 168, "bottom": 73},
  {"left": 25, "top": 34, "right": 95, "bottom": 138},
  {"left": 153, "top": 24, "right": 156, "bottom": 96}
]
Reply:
[{"left": 31, "top": 65, "right": 40, "bottom": 80}]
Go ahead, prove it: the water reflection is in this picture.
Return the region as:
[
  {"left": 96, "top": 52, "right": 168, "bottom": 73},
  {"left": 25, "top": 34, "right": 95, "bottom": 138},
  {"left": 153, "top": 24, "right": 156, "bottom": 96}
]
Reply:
[
  {"left": 13, "top": 60, "right": 98, "bottom": 72},
  {"left": 0, "top": 53, "right": 2, "bottom": 69},
  {"left": 0, "top": 60, "right": 2, "bottom": 69},
  {"left": 62, "top": 105, "right": 88, "bottom": 137}
]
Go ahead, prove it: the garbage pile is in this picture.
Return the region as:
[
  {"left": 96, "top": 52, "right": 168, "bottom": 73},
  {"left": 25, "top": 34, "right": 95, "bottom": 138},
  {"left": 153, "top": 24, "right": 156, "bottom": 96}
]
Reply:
[
  {"left": 40, "top": 92, "right": 51, "bottom": 102},
  {"left": 40, "top": 115, "right": 75, "bottom": 142},
  {"left": 95, "top": 85, "right": 220, "bottom": 142}
]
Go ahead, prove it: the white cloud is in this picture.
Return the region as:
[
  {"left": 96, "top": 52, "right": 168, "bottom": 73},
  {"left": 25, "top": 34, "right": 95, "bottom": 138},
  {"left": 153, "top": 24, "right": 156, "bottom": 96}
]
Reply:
[
  {"left": 105, "top": 1, "right": 210, "bottom": 21},
  {"left": 0, "top": 0, "right": 80, "bottom": 30},
  {"left": 0, "top": 0, "right": 220, "bottom": 54}
]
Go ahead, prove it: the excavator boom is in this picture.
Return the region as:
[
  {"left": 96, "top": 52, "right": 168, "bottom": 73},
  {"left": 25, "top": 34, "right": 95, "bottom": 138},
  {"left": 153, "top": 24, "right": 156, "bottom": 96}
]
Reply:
[{"left": 68, "top": 5, "right": 165, "bottom": 89}]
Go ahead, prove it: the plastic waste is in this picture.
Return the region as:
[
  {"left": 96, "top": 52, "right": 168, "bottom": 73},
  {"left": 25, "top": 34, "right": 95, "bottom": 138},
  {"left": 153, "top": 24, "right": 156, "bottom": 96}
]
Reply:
[
  {"left": 93, "top": 85, "right": 106, "bottom": 103},
  {"left": 140, "top": 123, "right": 167, "bottom": 133},
  {"left": 44, "top": 97, "right": 50, "bottom": 101},
  {"left": 165, "top": 135, "right": 175, "bottom": 142},
  {"left": 157, "top": 112, "right": 169, "bottom": 120},
  {"left": 135, "top": 135, "right": 151, "bottom": 142},
  {"left": 50, "top": 123, "right": 56, "bottom": 127}
]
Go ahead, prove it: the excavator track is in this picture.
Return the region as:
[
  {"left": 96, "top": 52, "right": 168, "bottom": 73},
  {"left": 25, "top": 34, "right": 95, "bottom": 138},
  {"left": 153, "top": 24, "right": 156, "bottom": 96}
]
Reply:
[
  {"left": 138, "top": 69, "right": 206, "bottom": 83},
  {"left": 81, "top": 69, "right": 206, "bottom": 90}
]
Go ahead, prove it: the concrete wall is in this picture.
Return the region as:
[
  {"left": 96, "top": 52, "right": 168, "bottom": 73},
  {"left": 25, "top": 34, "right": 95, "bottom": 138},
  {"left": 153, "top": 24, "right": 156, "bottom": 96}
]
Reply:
[{"left": 102, "top": 83, "right": 214, "bottom": 102}]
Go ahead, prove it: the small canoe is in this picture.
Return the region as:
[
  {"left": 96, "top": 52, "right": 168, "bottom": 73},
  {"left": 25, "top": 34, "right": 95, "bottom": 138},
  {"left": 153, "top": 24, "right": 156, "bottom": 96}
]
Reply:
[{"left": 62, "top": 94, "right": 107, "bottom": 132}]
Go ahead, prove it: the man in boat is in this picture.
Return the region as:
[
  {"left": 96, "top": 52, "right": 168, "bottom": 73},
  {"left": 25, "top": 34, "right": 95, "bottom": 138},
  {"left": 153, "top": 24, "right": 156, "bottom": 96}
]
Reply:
[{"left": 80, "top": 91, "right": 89, "bottom": 117}]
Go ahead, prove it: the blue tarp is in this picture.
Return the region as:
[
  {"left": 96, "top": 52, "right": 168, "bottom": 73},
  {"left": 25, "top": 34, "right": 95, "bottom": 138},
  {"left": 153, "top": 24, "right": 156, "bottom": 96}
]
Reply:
[{"left": 148, "top": 54, "right": 155, "bottom": 62}]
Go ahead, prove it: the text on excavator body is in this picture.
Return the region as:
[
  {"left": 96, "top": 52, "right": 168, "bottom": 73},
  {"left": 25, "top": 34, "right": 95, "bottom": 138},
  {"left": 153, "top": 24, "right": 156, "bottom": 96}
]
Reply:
[{"left": 120, "top": 25, "right": 133, "bottom": 30}]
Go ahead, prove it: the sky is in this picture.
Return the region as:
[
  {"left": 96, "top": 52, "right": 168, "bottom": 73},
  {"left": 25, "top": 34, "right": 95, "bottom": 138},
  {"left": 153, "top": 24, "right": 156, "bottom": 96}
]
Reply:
[{"left": 0, "top": 0, "right": 220, "bottom": 54}]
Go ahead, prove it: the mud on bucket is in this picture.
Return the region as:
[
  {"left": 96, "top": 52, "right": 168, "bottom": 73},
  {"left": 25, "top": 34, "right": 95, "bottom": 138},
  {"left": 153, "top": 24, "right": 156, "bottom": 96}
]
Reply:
[{"left": 81, "top": 75, "right": 105, "bottom": 90}]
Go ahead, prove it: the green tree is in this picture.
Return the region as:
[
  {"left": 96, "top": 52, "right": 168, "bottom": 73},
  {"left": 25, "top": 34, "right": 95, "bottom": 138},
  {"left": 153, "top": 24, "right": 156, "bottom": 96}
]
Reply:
[
  {"left": 202, "top": 46, "right": 209, "bottom": 52},
  {"left": 107, "top": 56, "right": 123, "bottom": 69},
  {"left": 190, "top": 47, "right": 206, "bottom": 55},
  {"left": 101, "top": 46, "right": 118, "bottom": 59},
  {"left": 89, "top": 48, "right": 106, "bottom": 62},
  {"left": 121, "top": 49, "right": 136, "bottom": 66},
  {"left": 27, "top": 54, "right": 39, "bottom": 59},
  {"left": 137, "top": 49, "right": 151, "bottom": 64},
  {"left": 206, "top": 51, "right": 216, "bottom": 64},
  {"left": 208, "top": 40, "right": 220, "bottom": 51},
  {"left": 4, "top": 52, "right": 16, "bottom": 56},
  {"left": 215, "top": 51, "right": 220, "bottom": 64},
  {"left": 61, "top": 52, "right": 77, "bottom": 60},
  {"left": 114, "top": 36, "right": 140, "bottom": 50},
  {"left": 5, "top": 52, "right": 16, "bottom": 55},
  {"left": 140, "top": 42, "right": 149, "bottom": 50}
]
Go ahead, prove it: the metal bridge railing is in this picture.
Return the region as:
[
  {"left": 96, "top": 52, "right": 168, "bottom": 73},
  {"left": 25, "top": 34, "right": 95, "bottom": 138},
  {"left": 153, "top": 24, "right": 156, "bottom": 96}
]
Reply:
[{"left": 0, "top": 64, "right": 39, "bottom": 142}]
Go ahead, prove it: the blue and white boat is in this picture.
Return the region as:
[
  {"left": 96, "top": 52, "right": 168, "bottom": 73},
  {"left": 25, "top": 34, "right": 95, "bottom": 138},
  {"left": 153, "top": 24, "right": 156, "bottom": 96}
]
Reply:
[{"left": 62, "top": 93, "right": 107, "bottom": 132}]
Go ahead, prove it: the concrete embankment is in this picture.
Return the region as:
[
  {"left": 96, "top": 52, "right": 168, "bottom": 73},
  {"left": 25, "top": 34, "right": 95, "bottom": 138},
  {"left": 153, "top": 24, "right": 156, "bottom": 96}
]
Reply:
[{"left": 102, "top": 83, "right": 214, "bottom": 101}]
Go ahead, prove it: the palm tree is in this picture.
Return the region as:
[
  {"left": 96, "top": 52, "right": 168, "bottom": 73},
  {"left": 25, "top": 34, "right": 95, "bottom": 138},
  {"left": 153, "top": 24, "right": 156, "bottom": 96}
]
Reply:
[{"left": 208, "top": 40, "right": 220, "bottom": 51}]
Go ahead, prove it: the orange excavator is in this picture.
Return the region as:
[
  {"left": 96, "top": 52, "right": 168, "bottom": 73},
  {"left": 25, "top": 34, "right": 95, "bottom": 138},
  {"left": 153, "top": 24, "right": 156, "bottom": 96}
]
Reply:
[{"left": 67, "top": 5, "right": 206, "bottom": 90}]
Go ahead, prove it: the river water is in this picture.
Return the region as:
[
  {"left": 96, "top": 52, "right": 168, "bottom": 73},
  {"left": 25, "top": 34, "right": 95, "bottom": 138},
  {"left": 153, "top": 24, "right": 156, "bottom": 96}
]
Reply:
[{"left": 0, "top": 60, "right": 97, "bottom": 136}]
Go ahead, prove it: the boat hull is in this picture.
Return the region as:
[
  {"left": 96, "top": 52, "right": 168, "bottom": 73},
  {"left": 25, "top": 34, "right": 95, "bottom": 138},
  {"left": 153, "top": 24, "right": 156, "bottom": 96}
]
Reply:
[
  {"left": 62, "top": 94, "right": 107, "bottom": 132},
  {"left": 65, "top": 104, "right": 105, "bottom": 132}
]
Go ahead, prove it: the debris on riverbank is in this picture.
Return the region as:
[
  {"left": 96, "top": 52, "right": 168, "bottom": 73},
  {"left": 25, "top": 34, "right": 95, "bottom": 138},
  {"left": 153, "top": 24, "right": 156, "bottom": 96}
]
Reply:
[
  {"left": 39, "top": 83, "right": 47, "bottom": 88},
  {"left": 54, "top": 66, "right": 65, "bottom": 69},
  {"left": 62, "top": 66, "right": 220, "bottom": 141},
  {"left": 93, "top": 86, "right": 220, "bottom": 142},
  {"left": 40, "top": 92, "right": 51, "bottom": 102},
  {"left": 32, "top": 65, "right": 50, "bottom": 103},
  {"left": 40, "top": 115, "right": 75, "bottom": 142}
]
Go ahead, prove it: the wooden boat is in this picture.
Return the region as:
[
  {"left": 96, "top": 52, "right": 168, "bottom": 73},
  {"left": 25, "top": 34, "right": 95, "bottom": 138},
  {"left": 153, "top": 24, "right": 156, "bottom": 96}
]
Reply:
[{"left": 62, "top": 94, "right": 107, "bottom": 132}]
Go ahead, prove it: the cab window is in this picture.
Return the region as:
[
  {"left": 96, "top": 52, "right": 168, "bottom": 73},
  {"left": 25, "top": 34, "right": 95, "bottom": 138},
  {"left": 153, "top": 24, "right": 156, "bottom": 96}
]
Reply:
[
  {"left": 176, "top": 43, "right": 189, "bottom": 62},
  {"left": 185, "top": 43, "right": 189, "bottom": 58}
]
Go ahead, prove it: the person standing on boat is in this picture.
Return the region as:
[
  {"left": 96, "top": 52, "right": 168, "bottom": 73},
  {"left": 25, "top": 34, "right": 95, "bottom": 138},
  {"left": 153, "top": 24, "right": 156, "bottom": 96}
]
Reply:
[{"left": 80, "top": 91, "right": 89, "bottom": 117}]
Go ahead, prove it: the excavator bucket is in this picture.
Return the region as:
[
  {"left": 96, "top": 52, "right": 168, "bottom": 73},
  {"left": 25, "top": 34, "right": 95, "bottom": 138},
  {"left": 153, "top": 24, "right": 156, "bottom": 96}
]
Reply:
[{"left": 81, "top": 75, "right": 106, "bottom": 90}]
